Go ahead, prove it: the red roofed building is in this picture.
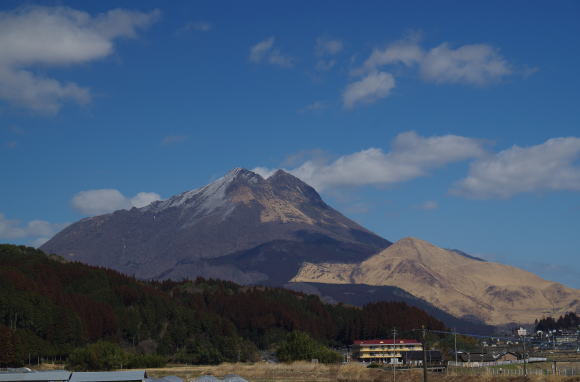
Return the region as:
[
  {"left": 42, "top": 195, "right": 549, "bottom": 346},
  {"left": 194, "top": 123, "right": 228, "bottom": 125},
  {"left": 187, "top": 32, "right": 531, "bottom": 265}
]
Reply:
[{"left": 352, "top": 339, "right": 423, "bottom": 364}]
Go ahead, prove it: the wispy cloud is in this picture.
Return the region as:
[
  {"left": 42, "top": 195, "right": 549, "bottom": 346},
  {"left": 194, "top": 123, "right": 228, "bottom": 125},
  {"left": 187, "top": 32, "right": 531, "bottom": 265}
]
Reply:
[
  {"left": 316, "top": 37, "right": 343, "bottom": 56},
  {"left": 355, "top": 34, "right": 423, "bottom": 75},
  {"left": 421, "top": 43, "right": 511, "bottom": 86},
  {"left": 315, "top": 36, "right": 343, "bottom": 71},
  {"left": 355, "top": 36, "right": 513, "bottom": 86},
  {"left": 179, "top": 20, "right": 212, "bottom": 33},
  {"left": 71, "top": 189, "right": 162, "bottom": 215},
  {"left": 298, "top": 101, "right": 326, "bottom": 114},
  {"left": 342, "top": 71, "right": 395, "bottom": 108},
  {"left": 161, "top": 135, "right": 187, "bottom": 146},
  {"left": 452, "top": 137, "right": 580, "bottom": 198},
  {"left": 249, "top": 37, "right": 294, "bottom": 68},
  {"left": 417, "top": 200, "right": 438, "bottom": 210},
  {"left": 0, "top": 5, "right": 159, "bottom": 114},
  {"left": 254, "top": 131, "right": 487, "bottom": 191}
]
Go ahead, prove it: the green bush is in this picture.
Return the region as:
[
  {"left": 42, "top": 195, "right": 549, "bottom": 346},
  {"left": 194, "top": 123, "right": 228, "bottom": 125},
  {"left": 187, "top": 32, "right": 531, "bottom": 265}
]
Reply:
[
  {"left": 67, "top": 341, "right": 127, "bottom": 371},
  {"left": 67, "top": 341, "right": 166, "bottom": 371},
  {"left": 276, "top": 331, "right": 342, "bottom": 364}
]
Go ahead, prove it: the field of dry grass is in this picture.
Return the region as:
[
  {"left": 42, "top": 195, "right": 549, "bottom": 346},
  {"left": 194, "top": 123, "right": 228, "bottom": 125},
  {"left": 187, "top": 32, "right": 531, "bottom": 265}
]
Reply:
[{"left": 146, "top": 362, "right": 580, "bottom": 382}]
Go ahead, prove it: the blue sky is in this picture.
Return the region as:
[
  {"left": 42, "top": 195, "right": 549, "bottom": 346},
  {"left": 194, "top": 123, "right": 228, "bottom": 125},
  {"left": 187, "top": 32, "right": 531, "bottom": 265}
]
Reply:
[{"left": 1, "top": 1, "right": 579, "bottom": 287}]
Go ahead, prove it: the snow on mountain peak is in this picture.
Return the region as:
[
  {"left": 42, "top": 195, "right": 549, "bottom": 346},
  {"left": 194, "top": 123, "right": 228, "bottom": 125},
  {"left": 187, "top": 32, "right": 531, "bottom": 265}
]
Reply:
[{"left": 145, "top": 168, "right": 263, "bottom": 214}]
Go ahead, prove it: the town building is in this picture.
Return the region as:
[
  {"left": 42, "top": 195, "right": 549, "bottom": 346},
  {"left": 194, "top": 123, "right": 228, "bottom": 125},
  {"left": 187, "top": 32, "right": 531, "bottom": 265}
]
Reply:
[
  {"left": 352, "top": 339, "right": 422, "bottom": 364},
  {"left": 496, "top": 352, "right": 519, "bottom": 362}
]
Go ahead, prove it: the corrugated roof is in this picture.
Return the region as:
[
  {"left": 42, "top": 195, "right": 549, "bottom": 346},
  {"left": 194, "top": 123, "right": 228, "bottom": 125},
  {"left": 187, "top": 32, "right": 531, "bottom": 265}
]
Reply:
[
  {"left": 145, "top": 377, "right": 182, "bottom": 382},
  {"left": 0, "top": 371, "right": 71, "bottom": 382},
  {"left": 69, "top": 371, "right": 147, "bottom": 382},
  {"left": 191, "top": 377, "right": 220, "bottom": 382},
  {"left": 353, "top": 339, "right": 421, "bottom": 345},
  {"left": 222, "top": 375, "right": 248, "bottom": 382}
]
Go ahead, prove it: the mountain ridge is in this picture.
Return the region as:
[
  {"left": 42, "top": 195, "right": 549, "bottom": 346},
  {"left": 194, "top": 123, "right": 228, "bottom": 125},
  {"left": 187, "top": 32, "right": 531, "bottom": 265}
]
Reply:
[{"left": 291, "top": 237, "right": 580, "bottom": 326}]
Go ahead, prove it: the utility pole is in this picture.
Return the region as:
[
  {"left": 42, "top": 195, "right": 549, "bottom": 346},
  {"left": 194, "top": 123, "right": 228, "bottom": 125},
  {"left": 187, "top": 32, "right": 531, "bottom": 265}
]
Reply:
[
  {"left": 522, "top": 336, "right": 527, "bottom": 377},
  {"left": 392, "top": 327, "right": 397, "bottom": 382},
  {"left": 454, "top": 329, "right": 458, "bottom": 364},
  {"left": 517, "top": 328, "right": 527, "bottom": 377},
  {"left": 422, "top": 326, "right": 428, "bottom": 382}
]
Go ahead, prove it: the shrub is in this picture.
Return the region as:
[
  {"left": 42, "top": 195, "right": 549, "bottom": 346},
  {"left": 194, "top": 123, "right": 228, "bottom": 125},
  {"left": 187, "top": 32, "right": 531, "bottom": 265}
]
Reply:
[{"left": 276, "top": 331, "right": 342, "bottom": 364}]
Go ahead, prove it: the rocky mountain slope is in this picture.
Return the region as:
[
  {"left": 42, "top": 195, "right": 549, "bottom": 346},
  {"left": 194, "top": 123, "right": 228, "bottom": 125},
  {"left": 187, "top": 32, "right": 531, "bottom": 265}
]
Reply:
[
  {"left": 291, "top": 237, "right": 580, "bottom": 326},
  {"left": 41, "top": 168, "right": 389, "bottom": 285}
]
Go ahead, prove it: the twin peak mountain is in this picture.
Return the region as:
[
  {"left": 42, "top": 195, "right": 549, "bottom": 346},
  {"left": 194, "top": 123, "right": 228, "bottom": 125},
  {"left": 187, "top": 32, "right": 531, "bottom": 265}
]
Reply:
[{"left": 42, "top": 168, "right": 580, "bottom": 327}]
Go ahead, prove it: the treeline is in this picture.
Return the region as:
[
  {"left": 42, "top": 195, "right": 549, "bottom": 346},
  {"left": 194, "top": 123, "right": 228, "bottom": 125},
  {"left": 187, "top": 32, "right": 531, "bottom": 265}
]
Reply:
[
  {"left": 535, "top": 312, "right": 580, "bottom": 332},
  {"left": 0, "top": 244, "right": 445, "bottom": 368}
]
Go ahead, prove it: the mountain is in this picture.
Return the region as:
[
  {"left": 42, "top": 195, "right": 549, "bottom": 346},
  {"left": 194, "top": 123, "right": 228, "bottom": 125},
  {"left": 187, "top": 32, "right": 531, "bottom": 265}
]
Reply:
[
  {"left": 291, "top": 237, "right": 580, "bottom": 326},
  {"left": 41, "top": 168, "right": 389, "bottom": 285}
]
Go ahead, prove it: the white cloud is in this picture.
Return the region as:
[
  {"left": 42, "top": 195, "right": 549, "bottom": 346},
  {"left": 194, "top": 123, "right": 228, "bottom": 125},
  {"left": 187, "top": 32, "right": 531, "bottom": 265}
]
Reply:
[
  {"left": 130, "top": 192, "right": 162, "bottom": 208},
  {"left": 249, "top": 37, "right": 274, "bottom": 62},
  {"left": 357, "top": 37, "right": 424, "bottom": 75},
  {"left": 249, "top": 37, "right": 293, "bottom": 68},
  {"left": 0, "top": 5, "right": 159, "bottom": 114},
  {"left": 417, "top": 200, "right": 438, "bottom": 210},
  {"left": 354, "top": 37, "right": 513, "bottom": 86},
  {"left": 342, "top": 71, "right": 395, "bottom": 108},
  {"left": 421, "top": 43, "right": 511, "bottom": 86},
  {"left": 452, "top": 137, "right": 580, "bottom": 199},
  {"left": 0, "top": 212, "right": 67, "bottom": 247},
  {"left": 252, "top": 167, "right": 277, "bottom": 179},
  {"left": 255, "top": 131, "right": 486, "bottom": 191},
  {"left": 71, "top": 189, "right": 162, "bottom": 215}
]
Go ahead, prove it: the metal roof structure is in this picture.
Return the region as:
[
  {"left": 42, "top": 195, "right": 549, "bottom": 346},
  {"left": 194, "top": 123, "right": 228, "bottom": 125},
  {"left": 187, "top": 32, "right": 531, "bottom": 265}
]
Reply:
[
  {"left": 69, "top": 371, "right": 147, "bottom": 382},
  {"left": 221, "top": 375, "right": 248, "bottom": 382},
  {"left": 0, "top": 371, "right": 71, "bottom": 382},
  {"left": 145, "top": 377, "right": 182, "bottom": 382},
  {"left": 191, "top": 377, "right": 220, "bottom": 382}
]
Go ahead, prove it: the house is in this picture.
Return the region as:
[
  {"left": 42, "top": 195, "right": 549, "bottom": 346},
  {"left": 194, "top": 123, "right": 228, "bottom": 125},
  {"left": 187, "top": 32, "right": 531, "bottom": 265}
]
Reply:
[
  {"left": 352, "top": 339, "right": 422, "bottom": 364},
  {"left": 496, "top": 352, "right": 519, "bottom": 362},
  {"left": 458, "top": 352, "right": 495, "bottom": 363},
  {"left": 403, "top": 350, "right": 442, "bottom": 366}
]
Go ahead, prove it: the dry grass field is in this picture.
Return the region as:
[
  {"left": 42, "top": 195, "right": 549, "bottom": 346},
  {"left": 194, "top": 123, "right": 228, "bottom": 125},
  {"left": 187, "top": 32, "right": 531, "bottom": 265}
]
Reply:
[{"left": 145, "top": 362, "right": 580, "bottom": 382}]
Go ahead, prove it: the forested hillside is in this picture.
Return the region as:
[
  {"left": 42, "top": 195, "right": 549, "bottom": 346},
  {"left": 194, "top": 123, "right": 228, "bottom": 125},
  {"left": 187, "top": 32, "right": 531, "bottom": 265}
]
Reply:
[
  {"left": 535, "top": 312, "right": 580, "bottom": 331},
  {"left": 0, "top": 244, "right": 444, "bottom": 367}
]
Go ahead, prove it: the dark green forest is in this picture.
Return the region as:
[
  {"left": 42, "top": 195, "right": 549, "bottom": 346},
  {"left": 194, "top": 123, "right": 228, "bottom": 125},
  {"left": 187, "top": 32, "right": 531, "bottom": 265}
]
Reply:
[
  {"left": 535, "top": 312, "right": 580, "bottom": 332},
  {"left": 0, "top": 244, "right": 445, "bottom": 368}
]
